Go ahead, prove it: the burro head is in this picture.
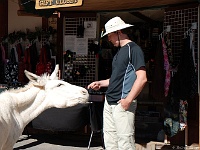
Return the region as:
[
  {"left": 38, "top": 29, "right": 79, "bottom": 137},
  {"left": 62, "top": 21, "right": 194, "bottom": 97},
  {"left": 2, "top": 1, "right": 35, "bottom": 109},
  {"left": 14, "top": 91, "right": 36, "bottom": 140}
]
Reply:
[{"left": 24, "top": 64, "right": 89, "bottom": 108}]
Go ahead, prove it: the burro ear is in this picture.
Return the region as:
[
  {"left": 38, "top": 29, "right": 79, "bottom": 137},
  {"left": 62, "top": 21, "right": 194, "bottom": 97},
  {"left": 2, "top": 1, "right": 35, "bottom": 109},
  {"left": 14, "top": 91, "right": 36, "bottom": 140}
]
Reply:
[
  {"left": 50, "top": 64, "right": 59, "bottom": 80},
  {"left": 24, "top": 70, "right": 40, "bottom": 82},
  {"left": 24, "top": 70, "right": 46, "bottom": 86}
]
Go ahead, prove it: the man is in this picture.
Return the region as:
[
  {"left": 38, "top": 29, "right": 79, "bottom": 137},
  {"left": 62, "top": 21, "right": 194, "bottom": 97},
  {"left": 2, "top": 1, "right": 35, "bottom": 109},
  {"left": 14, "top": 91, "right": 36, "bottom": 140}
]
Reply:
[{"left": 88, "top": 16, "right": 147, "bottom": 150}]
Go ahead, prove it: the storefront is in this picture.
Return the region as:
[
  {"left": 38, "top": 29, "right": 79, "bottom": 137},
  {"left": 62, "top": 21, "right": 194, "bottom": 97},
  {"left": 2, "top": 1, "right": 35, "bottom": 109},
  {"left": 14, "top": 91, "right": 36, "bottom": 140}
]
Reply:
[{"left": 0, "top": 0, "right": 200, "bottom": 148}]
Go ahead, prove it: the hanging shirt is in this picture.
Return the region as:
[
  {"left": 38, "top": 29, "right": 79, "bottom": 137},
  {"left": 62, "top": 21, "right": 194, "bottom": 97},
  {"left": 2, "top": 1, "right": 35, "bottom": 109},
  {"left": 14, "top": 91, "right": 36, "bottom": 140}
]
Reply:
[
  {"left": 162, "top": 38, "right": 171, "bottom": 97},
  {"left": 173, "top": 36, "right": 197, "bottom": 99}
]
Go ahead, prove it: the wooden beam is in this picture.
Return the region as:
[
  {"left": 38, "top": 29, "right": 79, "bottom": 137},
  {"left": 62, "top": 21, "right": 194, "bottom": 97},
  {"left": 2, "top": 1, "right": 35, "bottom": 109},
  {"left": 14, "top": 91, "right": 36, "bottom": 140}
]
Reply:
[
  {"left": 165, "top": 2, "right": 198, "bottom": 11},
  {"left": 129, "top": 12, "right": 158, "bottom": 25},
  {"left": 0, "top": 0, "right": 8, "bottom": 40},
  {"left": 17, "top": 10, "right": 41, "bottom": 17}
]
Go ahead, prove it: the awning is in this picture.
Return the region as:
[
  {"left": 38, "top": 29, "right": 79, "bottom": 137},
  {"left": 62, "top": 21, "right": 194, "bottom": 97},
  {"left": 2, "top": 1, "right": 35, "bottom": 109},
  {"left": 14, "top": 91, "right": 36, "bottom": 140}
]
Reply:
[
  {"left": 18, "top": 0, "right": 198, "bottom": 17},
  {"left": 57, "top": 0, "right": 197, "bottom": 11}
]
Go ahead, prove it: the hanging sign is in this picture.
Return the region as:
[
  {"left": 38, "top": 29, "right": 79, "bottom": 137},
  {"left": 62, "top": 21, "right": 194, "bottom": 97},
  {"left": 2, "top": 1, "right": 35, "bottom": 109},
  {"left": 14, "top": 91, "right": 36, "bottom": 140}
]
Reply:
[
  {"left": 74, "top": 38, "right": 88, "bottom": 55},
  {"left": 84, "top": 21, "right": 97, "bottom": 38},
  {"left": 35, "top": 0, "right": 83, "bottom": 9}
]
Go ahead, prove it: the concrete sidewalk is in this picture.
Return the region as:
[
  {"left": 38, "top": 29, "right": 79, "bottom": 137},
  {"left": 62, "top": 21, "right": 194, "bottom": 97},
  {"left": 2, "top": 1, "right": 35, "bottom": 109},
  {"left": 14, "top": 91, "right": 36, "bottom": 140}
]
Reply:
[
  {"left": 14, "top": 127, "right": 199, "bottom": 150},
  {"left": 14, "top": 132, "right": 104, "bottom": 150}
]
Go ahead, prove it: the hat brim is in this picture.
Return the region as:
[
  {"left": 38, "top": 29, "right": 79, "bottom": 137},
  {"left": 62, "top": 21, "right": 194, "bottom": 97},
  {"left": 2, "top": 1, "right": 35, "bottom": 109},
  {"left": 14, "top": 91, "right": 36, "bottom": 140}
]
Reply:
[{"left": 101, "top": 24, "right": 133, "bottom": 38}]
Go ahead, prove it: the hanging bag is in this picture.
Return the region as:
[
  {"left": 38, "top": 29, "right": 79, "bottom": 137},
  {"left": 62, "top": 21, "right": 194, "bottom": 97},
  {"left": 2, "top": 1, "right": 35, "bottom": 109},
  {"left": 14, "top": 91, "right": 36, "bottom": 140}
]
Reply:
[
  {"left": 36, "top": 46, "right": 52, "bottom": 76},
  {"left": 44, "top": 46, "right": 52, "bottom": 74},
  {"left": 18, "top": 47, "right": 32, "bottom": 84},
  {"left": 36, "top": 47, "right": 46, "bottom": 76},
  {"left": 5, "top": 47, "right": 19, "bottom": 83},
  {"left": 45, "top": 44, "right": 53, "bottom": 74},
  {"left": 0, "top": 44, "right": 5, "bottom": 83}
]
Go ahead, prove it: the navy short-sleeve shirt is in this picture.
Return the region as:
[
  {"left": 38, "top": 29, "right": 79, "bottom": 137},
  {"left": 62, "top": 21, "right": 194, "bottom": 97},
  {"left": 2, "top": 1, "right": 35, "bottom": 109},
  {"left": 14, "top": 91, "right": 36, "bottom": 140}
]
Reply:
[{"left": 106, "top": 42, "right": 145, "bottom": 104}]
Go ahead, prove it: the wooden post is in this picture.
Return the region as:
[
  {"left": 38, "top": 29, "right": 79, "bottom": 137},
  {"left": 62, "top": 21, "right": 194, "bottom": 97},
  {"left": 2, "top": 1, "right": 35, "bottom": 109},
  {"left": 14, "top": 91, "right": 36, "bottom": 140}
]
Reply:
[
  {"left": 198, "top": 5, "right": 200, "bottom": 148},
  {"left": 185, "top": 126, "right": 188, "bottom": 146}
]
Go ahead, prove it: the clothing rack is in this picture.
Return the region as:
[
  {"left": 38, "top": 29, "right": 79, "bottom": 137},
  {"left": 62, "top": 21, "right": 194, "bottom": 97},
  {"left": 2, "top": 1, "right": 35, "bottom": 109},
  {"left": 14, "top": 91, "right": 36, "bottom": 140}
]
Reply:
[
  {"left": 179, "top": 23, "right": 197, "bottom": 147},
  {"left": 161, "top": 23, "right": 198, "bottom": 146}
]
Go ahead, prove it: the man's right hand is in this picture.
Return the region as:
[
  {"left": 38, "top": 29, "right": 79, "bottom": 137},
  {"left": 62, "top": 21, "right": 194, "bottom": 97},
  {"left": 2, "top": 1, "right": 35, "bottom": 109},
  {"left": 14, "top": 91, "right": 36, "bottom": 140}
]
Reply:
[{"left": 87, "top": 81, "right": 101, "bottom": 90}]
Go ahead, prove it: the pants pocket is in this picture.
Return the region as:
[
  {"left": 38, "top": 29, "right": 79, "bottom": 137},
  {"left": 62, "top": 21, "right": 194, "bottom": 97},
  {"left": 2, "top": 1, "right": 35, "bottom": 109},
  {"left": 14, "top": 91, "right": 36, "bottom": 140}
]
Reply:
[{"left": 117, "top": 103, "right": 125, "bottom": 111}]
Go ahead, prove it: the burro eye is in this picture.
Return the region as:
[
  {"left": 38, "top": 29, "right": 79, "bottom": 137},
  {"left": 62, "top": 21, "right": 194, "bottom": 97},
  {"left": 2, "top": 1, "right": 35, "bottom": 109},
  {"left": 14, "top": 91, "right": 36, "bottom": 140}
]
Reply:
[
  {"left": 81, "top": 89, "right": 88, "bottom": 95},
  {"left": 57, "top": 83, "right": 63, "bottom": 87}
]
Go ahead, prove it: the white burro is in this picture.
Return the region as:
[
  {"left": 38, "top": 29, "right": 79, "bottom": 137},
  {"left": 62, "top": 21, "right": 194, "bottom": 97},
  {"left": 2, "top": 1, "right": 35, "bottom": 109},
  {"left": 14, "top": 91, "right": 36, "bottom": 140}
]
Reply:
[{"left": 0, "top": 64, "right": 89, "bottom": 150}]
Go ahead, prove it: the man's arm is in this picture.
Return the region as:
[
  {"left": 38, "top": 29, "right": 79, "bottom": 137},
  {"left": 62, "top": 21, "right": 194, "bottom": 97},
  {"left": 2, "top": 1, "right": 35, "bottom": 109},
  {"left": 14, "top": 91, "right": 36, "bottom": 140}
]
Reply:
[
  {"left": 87, "top": 79, "right": 110, "bottom": 90},
  {"left": 120, "top": 67, "right": 147, "bottom": 110}
]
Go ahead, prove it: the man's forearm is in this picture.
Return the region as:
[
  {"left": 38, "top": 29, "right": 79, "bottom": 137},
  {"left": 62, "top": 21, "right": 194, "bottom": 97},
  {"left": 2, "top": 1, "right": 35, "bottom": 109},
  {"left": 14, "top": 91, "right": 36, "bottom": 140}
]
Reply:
[{"left": 99, "top": 79, "right": 110, "bottom": 87}]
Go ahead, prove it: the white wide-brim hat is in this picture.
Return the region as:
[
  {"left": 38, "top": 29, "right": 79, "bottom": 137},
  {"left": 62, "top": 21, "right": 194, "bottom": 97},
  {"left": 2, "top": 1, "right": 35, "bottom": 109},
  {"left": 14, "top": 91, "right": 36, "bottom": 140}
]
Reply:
[{"left": 101, "top": 16, "right": 133, "bottom": 37}]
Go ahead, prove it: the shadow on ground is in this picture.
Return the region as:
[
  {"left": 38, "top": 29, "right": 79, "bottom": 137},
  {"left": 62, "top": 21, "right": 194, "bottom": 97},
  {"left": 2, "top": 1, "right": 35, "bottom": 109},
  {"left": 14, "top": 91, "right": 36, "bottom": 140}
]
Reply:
[{"left": 14, "top": 127, "right": 104, "bottom": 150}]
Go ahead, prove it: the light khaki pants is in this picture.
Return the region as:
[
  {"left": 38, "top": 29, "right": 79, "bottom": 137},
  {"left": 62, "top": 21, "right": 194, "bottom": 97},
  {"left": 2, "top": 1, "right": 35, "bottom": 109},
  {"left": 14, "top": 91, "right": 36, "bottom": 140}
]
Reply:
[{"left": 103, "top": 98, "right": 137, "bottom": 150}]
